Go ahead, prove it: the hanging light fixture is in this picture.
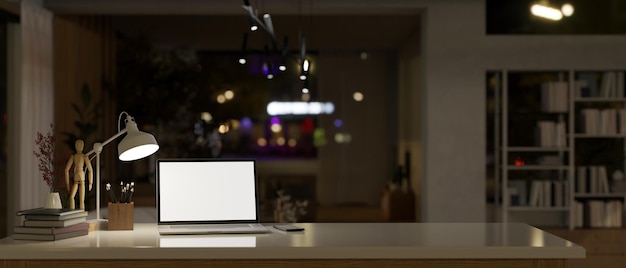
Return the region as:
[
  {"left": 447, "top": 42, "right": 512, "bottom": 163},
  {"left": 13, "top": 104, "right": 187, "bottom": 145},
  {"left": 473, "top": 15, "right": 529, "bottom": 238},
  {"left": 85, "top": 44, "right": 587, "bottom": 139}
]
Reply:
[
  {"left": 278, "top": 36, "right": 288, "bottom": 71},
  {"left": 530, "top": 1, "right": 574, "bottom": 21},
  {"left": 238, "top": 32, "right": 248, "bottom": 65}
]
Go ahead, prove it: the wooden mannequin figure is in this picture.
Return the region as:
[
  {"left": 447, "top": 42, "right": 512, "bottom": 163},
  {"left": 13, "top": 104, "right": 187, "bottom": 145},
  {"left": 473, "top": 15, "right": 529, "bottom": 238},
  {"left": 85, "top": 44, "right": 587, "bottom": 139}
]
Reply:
[{"left": 64, "top": 139, "right": 94, "bottom": 210}]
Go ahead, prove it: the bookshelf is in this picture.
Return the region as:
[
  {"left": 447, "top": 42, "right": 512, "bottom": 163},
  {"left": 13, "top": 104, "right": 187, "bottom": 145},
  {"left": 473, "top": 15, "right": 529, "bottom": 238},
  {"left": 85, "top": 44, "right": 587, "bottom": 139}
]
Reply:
[
  {"left": 571, "top": 71, "right": 626, "bottom": 229},
  {"left": 498, "top": 70, "right": 572, "bottom": 229},
  {"left": 496, "top": 70, "right": 626, "bottom": 229}
]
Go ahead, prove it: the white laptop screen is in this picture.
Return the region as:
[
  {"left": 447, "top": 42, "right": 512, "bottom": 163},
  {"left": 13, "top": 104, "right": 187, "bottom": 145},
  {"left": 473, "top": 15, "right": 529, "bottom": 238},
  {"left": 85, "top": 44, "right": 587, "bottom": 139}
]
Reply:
[{"left": 157, "top": 159, "right": 258, "bottom": 223}]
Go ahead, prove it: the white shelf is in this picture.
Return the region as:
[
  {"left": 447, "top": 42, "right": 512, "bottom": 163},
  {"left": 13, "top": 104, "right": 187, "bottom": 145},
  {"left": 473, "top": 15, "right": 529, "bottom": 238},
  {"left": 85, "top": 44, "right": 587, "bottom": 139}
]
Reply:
[
  {"left": 508, "top": 206, "right": 570, "bottom": 212},
  {"left": 506, "top": 165, "right": 569, "bottom": 171},
  {"left": 574, "top": 134, "right": 626, "bottom": 138},
  {"left": 574, "top": 97, "right": 626, "bottom": 102},
  {"left": 574, "top": 193, "right": 626, "bottom": 199},
  {"left": 506, "top": 146, "right": 569, "bottom": 152}
]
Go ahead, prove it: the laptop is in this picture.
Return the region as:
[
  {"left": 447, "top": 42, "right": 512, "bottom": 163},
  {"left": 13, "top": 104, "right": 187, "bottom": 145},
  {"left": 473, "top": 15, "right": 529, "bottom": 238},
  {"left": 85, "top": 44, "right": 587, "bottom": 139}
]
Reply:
[{"left": 156, "top": 158, "right": 270, "bottom": 235}]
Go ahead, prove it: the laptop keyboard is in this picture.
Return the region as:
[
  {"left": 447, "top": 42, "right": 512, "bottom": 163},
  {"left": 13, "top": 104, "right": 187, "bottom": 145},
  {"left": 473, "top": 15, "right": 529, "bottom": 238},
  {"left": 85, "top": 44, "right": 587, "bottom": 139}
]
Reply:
[{"left": 171, "top": 224, "right": 255, "bottom": 229}]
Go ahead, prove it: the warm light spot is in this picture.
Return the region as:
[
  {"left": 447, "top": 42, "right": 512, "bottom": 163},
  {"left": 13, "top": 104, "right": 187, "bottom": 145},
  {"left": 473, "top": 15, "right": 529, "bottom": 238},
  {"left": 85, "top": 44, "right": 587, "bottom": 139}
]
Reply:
[
  {"left": 250, "top": 25, "right": 258, "bottom": 31},
  {"left": 201, "top": 112, "right": 212, "bottom": 123},
  {"left": 288, "top": 139, "right": 297, "bottom": 147},
  {"left": 279, "top": 65, "right": 287, "bottom": 71},
  {"left": 531, "top": 4, "right": 563, "bottom": 21},
  {"left": 303, "top": 59, "right": 310, "bottom": 72},
  {"left": 353, "top": 92, "right": 364, "bottom": 102},
  {"left": 257, "top": 138, "right": 267, "bottom": 147},
  {"left": 217, "top": 94, "right": 226, "bottom": 103},
  {"left": 334, "top": 133, "right": 352, "bottom": 144},
  {"left": 225, "top": 90, "right": 234, "bottom": 100},
  {"left": 230, "top": 119, "right": 240, "bottom": 130},
  {"left": 514, "top": 157, "right": 525, "bottom": 166},
  {"left": 271, "top": 123, "right": 282, "bottom": 133},
  {"left": 561, "top": 3, "right": 574, "bottom": 17},
  {"left": 302, "top": 87, "right": 309, "bottom": 94},
  {"left": 276, "top": 137, "right": 286, "bottom": 146},
  {"left": 239, "top": 58, "right": 246, "bottom": 65},
  {"left": 218, "top": 124, "right": 230, "bottom": 134}
]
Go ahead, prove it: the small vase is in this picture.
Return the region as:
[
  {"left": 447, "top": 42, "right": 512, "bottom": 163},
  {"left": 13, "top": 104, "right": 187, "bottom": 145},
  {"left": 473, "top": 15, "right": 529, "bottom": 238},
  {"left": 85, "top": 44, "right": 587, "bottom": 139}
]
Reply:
[{"left": 44, "top": 192, "right": 63, "bottom": 209}]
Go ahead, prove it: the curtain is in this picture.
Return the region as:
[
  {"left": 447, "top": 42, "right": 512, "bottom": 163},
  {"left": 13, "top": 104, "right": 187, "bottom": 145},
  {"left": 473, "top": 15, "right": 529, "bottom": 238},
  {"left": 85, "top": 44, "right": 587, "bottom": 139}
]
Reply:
[{"left": 7, "top": 0, "right": 54, "bottom": 229}]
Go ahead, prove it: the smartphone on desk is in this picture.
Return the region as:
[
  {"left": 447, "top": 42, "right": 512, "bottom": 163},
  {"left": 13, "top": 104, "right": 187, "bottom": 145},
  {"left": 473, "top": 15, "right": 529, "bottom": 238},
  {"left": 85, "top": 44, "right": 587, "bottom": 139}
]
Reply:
[{"left": 273, "top": 224, "right": 304, "bottom": 232}]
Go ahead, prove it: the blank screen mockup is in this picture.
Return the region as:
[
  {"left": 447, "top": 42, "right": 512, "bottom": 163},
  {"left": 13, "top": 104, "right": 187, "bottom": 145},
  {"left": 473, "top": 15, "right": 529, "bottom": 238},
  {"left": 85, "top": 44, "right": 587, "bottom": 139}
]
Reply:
[{"left": 158, "top": 160, "right": 257, "bottom": 222}]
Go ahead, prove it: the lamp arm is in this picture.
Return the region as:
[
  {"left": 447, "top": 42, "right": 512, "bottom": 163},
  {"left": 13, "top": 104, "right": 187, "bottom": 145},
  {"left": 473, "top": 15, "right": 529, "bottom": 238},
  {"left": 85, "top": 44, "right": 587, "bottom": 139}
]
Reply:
[
  {"left": 86, "top": 128, "right": 129, "bottom": 158},
  {"left": 86, "top": 128, "right": 128, "bottom": 222}
]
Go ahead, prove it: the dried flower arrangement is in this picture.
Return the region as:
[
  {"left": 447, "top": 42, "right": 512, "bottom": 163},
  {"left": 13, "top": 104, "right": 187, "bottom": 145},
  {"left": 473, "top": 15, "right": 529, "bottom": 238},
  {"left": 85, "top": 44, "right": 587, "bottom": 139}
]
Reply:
[{"left": 33, "top": 124, "right": 60, "bottom": 193}]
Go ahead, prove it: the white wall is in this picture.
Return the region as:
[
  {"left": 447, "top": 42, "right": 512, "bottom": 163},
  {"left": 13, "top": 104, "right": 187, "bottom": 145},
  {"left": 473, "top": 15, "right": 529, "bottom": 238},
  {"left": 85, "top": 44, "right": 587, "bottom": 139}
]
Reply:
[
  {"left": 420, "top": 1, "right": 487, "bottom": 222},
  {"left": 7, "top": 0, "right": 55, "bottom": 234}
]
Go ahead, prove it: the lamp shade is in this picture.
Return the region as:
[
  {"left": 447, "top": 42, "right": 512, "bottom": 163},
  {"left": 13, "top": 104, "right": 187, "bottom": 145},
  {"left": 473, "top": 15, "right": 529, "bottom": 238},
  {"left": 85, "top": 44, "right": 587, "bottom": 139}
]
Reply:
[{"left": 118, "top": 119, "right": 159, "bottom": 161}]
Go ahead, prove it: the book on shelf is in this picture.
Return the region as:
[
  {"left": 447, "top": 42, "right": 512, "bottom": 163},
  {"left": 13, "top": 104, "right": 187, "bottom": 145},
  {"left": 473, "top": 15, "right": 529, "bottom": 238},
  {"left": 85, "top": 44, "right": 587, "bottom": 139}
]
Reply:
[
  {"left": 16, "top": 208, "right": 85, "bottom": 217},
  {"left": 536, "top": 120, "right": 566, "bottom": 147},
  {"left": 578, "top": 71, "right": 625, "bottom": 98},
  {"left": 579, "top": 108, "right": 626, "bottom": 136},
  {"left": 598, "top": 71, "right": 625, "bottom": 98},
  {"left": 13, "top": 222, "right": 89, "bottom": 235},
  {"left": 541, "top": 81, "right": 568, "bottom": 113},
  {"left": 576, "top": 166, "right": 610, "bottom": 194},
  {"left": 23, "top": 216, "right": 86, "bottom": 228},
  {"left": 13, "top": 229, "right": 88, "bottom": 241},
  {"left": 584, "top": 200, "right": 623, "bottom": 228},
  {"left": 528, "top": 180, "right": 568, "bottom": 207},
  {"left": 23, "top": 210, "right": 88, "bottom": 221}
]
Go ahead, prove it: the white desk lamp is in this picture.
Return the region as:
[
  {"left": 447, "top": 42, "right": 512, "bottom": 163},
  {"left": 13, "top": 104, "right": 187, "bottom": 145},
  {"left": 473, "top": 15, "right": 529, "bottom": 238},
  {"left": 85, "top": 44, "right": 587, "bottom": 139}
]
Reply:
[{"left": 86, "top": 111, "right": 159, "bottom": 222}]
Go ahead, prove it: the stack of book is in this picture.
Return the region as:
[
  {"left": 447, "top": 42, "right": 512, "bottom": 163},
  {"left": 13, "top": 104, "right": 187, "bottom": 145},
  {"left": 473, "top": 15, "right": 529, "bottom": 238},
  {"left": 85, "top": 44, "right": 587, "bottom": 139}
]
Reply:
[{"left": 14, "top": 208, "right": 89, "bottom": 241}]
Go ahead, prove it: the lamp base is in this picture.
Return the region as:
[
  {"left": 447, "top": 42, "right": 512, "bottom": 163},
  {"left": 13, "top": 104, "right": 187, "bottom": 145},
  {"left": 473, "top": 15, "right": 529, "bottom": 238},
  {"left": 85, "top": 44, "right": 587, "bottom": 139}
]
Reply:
[{"left": 87, "top": 219, "right": 108, "bottom": 231}]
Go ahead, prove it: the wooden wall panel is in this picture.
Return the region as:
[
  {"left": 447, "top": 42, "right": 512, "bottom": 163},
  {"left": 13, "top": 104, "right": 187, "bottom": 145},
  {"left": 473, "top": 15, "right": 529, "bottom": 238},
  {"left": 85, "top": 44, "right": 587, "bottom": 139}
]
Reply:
[{"left": 53, "top": 16, "right": 116, "bottom": 209}]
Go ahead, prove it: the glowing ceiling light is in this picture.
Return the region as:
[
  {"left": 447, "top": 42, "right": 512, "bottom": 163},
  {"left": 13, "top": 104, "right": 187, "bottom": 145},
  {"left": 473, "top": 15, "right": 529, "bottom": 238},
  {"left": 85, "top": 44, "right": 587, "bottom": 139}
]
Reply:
[
  {"left": 271, "top": 123, "right": 282, "bottom": 133},
  {"left": 276, "top": 137, "right": 286, "bottom": 146},
  {"left": 353, "top": 92, "right": 364, "bottom": 102},
  {"left": 238, "top": 58, "right": 246, "bottom": 65},
  {"left": 217, "top": 94, "right": 226, "bottom": 104},
  {"left": 225, "top": 90, "right": 234, "bottom": 100},
  {"left": 303, "top": 59, "right": 310, "bottom": 72},
  {"left": 200, "top": 112, "right": 213, "bottom": 123},
  {"left": 561, "top": 3, "right": 574, "bottom": 17},
  {"left": 279, "top": 65, "right": 287, "bottom": 71},
  {"left": 530, "top": 4, "right": 563, "bottom": 21},
  {"left": 218, "top": 124, "right": 230, "bottom": 134},
  {"left": 267, "top": 101, "right": 335, "bottom": 116}
]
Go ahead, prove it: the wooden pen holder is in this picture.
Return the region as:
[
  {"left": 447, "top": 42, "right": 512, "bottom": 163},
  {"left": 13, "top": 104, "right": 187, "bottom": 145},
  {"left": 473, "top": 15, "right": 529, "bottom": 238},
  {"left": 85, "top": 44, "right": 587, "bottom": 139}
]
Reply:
[{"left": 108, "top": 202, "right": 134, "bottom": 230}]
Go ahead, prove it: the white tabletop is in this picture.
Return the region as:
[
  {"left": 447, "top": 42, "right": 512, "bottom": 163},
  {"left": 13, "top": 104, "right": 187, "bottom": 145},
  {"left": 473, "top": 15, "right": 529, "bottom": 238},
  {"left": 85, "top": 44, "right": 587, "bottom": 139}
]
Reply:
[{"left": 0, "top": 222, "right": 584, "bottom": 260}]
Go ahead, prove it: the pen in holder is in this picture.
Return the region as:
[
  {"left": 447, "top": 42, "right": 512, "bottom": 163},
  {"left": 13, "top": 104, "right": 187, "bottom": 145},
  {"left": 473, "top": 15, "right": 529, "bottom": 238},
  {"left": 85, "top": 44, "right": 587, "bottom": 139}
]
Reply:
[{"left": 107, "top": 202, "right": 134, "bottom": 230}]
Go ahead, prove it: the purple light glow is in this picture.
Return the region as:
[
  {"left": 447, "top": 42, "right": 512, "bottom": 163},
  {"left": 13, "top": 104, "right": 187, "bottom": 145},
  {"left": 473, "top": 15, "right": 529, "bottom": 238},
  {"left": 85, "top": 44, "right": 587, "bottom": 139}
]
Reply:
[
  {"left": 334, "top": 119, "right": 343, "bottom": 128},
  {"left": 270, "top": 117, "right": 280, "bottom": 125},
  {"left": 240, "top": 117, "right": 253, "bottom": 130}
]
